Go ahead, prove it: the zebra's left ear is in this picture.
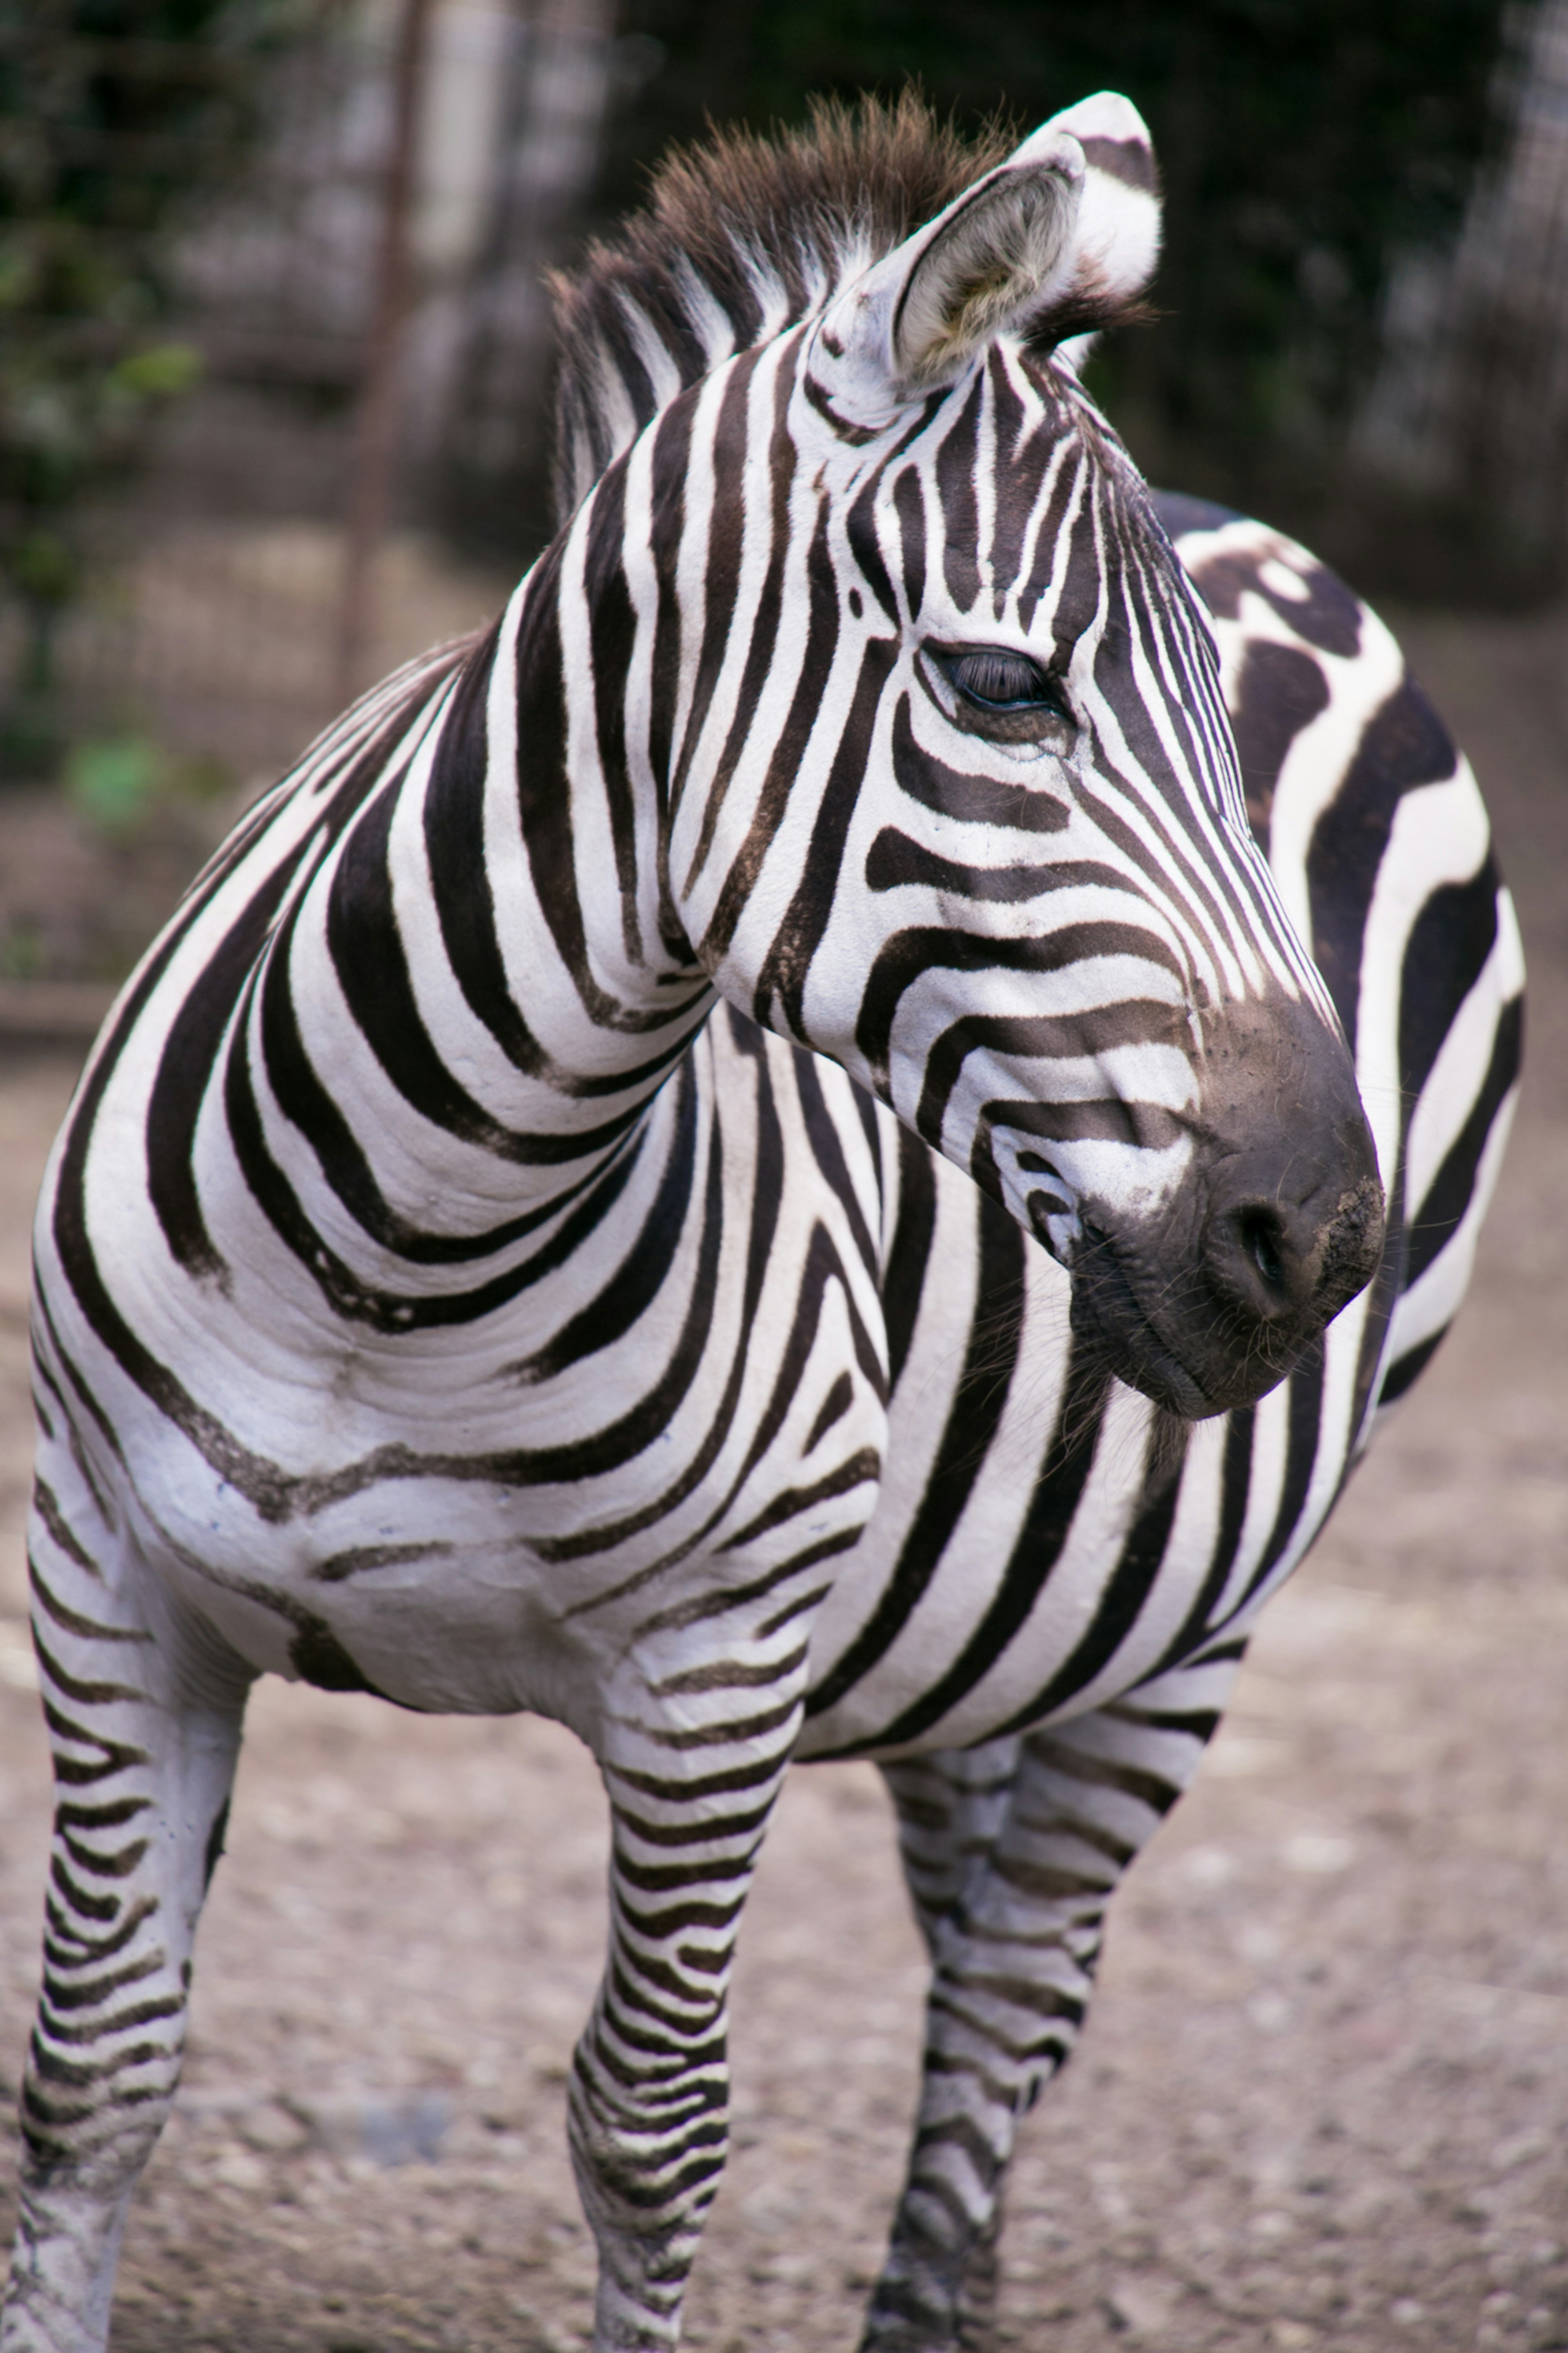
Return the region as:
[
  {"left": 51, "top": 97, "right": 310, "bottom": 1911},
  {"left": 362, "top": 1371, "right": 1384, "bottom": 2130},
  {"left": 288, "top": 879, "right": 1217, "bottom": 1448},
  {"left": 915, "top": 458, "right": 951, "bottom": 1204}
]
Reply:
[{"left": 811, "top": 92, "right": 1160, "bottom": 428}]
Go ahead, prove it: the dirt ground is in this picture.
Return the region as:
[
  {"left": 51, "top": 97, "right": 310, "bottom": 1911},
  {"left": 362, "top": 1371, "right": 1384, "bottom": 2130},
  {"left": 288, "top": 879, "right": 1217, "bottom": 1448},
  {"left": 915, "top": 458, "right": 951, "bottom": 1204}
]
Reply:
[{"left": 0, "top": 602, "right": 1567, "bottom": 2353}]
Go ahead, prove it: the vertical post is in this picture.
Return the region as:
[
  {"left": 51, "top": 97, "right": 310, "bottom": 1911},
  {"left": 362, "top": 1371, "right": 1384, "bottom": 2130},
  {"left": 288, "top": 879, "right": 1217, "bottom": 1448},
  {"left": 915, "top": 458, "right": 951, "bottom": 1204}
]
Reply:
[
  {"left": 336, "top": 0, "right": 434, "bottom": 705},
  {"left": 445, "top": 0, "right": 613, "bottom": 529}
]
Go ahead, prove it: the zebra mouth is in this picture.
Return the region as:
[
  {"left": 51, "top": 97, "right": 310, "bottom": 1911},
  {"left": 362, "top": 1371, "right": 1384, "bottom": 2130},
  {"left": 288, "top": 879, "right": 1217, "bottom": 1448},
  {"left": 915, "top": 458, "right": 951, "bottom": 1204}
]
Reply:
[{"left": 1067, "top": 1219, "right": 1215, "bottom": 1420}]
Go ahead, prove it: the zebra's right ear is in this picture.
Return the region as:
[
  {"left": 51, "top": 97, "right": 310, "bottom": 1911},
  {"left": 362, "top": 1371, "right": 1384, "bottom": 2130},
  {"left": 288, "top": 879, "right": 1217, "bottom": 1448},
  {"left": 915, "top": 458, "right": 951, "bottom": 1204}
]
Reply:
[{"left": 809, "top": 94, "right": 1160, "bottom": 431}]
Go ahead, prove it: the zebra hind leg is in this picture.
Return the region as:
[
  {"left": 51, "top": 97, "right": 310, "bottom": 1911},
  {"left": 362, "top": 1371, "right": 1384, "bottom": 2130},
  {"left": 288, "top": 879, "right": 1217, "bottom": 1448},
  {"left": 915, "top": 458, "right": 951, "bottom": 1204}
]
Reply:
[
  {"left": 863, "top": 1657, "right": 1240, "bottom": 2353},
  {"left": 2, "top": 1501, "right": 253, "bottom": 2353},
  {"left": 872, "top": 1741, "right": 1023, "bottom": 2353},
  {"left": 881, "top": 1740, "right": 1025, "bottom": 1964}
]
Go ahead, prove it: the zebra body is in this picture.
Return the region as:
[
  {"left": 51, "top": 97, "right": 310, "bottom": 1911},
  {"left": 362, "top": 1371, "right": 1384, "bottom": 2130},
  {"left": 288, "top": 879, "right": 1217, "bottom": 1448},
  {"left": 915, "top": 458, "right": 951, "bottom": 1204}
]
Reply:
[{"left": 4, "top": 94, "right": 1518, "bottom": 2353}]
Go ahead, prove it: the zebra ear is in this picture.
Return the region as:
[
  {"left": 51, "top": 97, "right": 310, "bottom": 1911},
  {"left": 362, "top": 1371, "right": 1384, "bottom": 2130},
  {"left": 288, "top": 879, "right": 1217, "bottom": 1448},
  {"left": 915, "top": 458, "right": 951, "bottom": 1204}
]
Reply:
[
  {"left": 811, "top": 94, "right": 1160, "bottom": 425},
  {"left": 1031, "top": 91, "right": 1162, "bottom": 359},
  {"left": 887, "top": 143, "right": 1085, "bottom": 386}
]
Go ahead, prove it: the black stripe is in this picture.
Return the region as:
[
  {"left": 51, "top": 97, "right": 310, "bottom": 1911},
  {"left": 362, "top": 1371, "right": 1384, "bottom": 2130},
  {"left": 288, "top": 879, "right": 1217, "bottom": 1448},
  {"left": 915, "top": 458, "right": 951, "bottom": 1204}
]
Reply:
[
  {"left": 916, "top": 998, "right": 1182, "bottom": 1154},
  {"left": 884, "top": 1129, "right": 938, "bottom": 1394},
  {"left": 1229, "top": 1347, "right": 1324, "bottom": 1624},
  {"left": 845, "top": 468, "right": 900, "bottom": 625},
  {"left": 934, "top": 372, "right": 982, "bottom": 610},
  {"left": 1016, "top": 433, "right": 1080, "bottom": 636},
  {"left": 423, "top": 612, "right": 590, "bottom": 1083},
  {"left": 1404, "top": 990, "right": 1522, "bottom": 1286},
  {"left": 667, "top": 351, "right": 766, "bottom": 835},
  {"left": 855, "top": 919, "right": 1183, "bottom": 1091},
  {"left": 893, "top": 466, "right": 927, "bottom": 623},
  {"left": 231, "top": 986, "right": 651, "bottom": 1332},
  {"left": 855, "top": 1346, "right": 1110, "bottom": 1752},
  {"left": 755, "top": 636, "right": 899, "bottom": 1040},
  {"left": 806, "top": 1193, "right": 1024, "bottom": 1720},
  {"left": 328, "top": 768, "right": 656, "bottom": 1162},
  {"left": 701, "top": 500, "right": 841, "bottom": 966},
  {"left": 984, "top": 348, "right": 1036, "bottom": 609},
  {"left": 1308, "top": 674, "right": 1459, "bottom": 1050},
  {"left": 1229, "top": 638, "right": 1329, "bottom": 844},
  {"left": 1147, "top": 1408, "right": 1255, "bottom": 1676},
  {"left": 680, "top": 357, "right": 796, "bottom": 891},
  {"left": 997, "top": 1421, "right": 1188, "bottom": 1733},
  {"left": 1398, "top": 861, "right": 1501, "bottom": 1107},
  {"left": 545, "top": 1015, "right": 787, "bottom": 1572},
  {"left": 1378, "top": 1328, "right": 1447, "bottom": 1405},
  {"left": 504, "top": 1061, "right": 700, "bottom": 1385},
  {"left": 891, "top": 696, "right": 1069, "bottom": 834}
]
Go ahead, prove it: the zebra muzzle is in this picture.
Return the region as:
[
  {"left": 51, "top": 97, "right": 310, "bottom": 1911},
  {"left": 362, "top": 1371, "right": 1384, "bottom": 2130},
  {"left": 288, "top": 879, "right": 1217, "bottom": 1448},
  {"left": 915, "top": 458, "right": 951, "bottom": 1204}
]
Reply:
[{"left": 1070, "top": 1151, "right": 1385, "bottom": 1421}]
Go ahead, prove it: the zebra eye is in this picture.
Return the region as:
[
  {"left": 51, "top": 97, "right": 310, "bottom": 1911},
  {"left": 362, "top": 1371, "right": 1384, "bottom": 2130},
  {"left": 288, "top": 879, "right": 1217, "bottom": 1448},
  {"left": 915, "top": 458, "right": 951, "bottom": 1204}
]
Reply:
[
  {"left": 932, "top": 645, "right": 1075, "bottom": 744},
  {"left": 949, "top": 650, "right": 1064, "bottom": 714}
]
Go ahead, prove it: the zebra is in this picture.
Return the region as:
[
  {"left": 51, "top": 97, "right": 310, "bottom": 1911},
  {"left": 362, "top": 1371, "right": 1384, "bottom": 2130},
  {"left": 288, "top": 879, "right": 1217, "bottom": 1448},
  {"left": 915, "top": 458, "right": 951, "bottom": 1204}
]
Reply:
[{"left": 2, "top": 88, "right": 1519, "bottom": 2353}]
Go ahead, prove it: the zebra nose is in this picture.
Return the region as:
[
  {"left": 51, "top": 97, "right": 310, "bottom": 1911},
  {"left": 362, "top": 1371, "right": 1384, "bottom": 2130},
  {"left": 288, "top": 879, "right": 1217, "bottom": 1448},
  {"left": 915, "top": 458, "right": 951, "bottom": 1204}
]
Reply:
[{"left": 1204, "top": 1176, "right": 1384, "bottom": 1330}]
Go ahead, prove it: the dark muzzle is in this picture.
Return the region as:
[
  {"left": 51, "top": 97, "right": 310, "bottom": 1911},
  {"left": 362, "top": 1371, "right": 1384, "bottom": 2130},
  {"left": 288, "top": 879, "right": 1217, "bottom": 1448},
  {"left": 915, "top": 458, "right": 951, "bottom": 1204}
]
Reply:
[{"left": 1069, "top": 997, "right": 1386, "bottom": 1418}]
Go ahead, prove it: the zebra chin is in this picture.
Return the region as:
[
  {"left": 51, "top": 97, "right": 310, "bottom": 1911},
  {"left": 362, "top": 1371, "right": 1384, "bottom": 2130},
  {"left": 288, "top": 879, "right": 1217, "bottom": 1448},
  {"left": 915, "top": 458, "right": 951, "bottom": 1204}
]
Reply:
[{"left": 1062, "top": 1225, "right": 1218, "bottom": 1419}]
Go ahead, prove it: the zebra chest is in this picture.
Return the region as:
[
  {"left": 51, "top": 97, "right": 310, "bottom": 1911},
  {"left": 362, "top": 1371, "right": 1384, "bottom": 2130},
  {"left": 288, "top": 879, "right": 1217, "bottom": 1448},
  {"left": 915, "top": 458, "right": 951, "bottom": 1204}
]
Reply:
[{"left": 797, "top": 1155, "right": 1241, "bottom": 1762}]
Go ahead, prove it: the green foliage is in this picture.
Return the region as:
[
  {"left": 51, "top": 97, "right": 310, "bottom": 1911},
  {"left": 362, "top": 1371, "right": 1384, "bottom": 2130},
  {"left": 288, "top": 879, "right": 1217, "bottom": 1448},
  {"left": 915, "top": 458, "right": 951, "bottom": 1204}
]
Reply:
[
  {"left": 600, "top": 0, "right": 1509, "bottom": 520},
  {"left": 0, "top": 0, "right": 318, "bottom": 774},
  {"left": 63, "top": 731, "right": 165, "bottom": 832},
  {"left": 63, "top": 731, "right": 229, "bottom": 835}
]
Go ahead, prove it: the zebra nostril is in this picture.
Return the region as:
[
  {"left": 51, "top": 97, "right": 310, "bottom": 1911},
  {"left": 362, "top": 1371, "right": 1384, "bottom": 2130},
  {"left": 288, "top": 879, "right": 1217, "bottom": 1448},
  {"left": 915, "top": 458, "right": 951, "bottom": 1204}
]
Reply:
[
  {"left": 1205, "top": 1199, "right": 1307, "bottom": 1321},
  {"left": 1238, "top": 1209, "right": 1286, "bottom": 1295}
]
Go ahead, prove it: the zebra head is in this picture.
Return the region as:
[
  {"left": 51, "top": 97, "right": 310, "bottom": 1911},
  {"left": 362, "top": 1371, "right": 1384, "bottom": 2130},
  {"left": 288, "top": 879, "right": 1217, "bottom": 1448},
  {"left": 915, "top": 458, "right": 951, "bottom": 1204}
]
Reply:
[{"left": 561, "top": 94, "right": 1384, "bottom": 1419}]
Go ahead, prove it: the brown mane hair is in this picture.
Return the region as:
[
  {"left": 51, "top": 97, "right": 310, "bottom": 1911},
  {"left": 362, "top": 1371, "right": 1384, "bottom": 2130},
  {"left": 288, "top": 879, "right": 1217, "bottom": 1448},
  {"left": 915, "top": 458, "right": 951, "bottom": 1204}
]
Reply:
[{"left": 548, "top": 93, "right": 1018, "bottom": 521}]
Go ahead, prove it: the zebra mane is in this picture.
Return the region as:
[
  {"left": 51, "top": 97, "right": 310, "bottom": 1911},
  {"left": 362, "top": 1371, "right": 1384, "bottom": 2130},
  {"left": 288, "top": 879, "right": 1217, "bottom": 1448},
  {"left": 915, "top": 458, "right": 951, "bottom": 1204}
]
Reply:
[{"left": 548, "top": 93, "right": 1133, "bottom": 524}]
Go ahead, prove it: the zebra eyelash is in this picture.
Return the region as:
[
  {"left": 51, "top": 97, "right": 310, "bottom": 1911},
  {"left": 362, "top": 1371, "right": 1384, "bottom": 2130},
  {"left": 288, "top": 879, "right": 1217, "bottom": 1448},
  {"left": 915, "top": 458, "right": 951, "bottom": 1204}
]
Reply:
[{"left": 922, "top": 642, "right": 1078, "bottom": 747}]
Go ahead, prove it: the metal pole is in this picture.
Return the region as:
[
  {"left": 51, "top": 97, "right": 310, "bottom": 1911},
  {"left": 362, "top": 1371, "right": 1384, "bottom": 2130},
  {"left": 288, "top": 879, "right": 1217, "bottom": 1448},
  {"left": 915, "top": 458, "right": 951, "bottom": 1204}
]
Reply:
[{"left": 336, "top": 0, "right": 433, "bottom": 705}]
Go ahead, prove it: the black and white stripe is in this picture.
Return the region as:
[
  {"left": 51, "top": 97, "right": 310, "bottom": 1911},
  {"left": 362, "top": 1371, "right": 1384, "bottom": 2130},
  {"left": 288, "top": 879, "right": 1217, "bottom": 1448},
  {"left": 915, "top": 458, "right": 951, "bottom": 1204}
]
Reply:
[{"left": 3, "top": 93, "right": 1518, "bottom": 2353}]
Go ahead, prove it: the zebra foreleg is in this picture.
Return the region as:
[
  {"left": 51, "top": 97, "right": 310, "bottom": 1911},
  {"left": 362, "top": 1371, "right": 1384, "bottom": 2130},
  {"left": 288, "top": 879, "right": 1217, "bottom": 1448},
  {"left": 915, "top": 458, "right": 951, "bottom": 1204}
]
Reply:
[
  {"left": 2, "top": 1501, "right": 252, "bottom": 2353},
  {"left": 570, "top": 1656, "right": 809, "bottom": 2353},
  {"left": 863, "top": 1653, "right": 1240, "bottom": 2353}
]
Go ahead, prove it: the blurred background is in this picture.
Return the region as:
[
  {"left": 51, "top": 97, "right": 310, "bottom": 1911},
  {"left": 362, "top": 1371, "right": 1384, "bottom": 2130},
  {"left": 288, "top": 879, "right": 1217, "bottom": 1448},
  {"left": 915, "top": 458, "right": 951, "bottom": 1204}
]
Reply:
[{"left": 2, "top": 0, "right": 1567, "bottom": 988}]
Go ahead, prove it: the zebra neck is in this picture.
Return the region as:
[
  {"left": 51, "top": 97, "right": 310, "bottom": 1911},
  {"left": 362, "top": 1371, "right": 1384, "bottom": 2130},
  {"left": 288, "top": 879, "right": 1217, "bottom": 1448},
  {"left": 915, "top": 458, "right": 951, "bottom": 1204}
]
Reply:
[{"left": 259, "top": 546, "right": 715, "bottom": 1266}]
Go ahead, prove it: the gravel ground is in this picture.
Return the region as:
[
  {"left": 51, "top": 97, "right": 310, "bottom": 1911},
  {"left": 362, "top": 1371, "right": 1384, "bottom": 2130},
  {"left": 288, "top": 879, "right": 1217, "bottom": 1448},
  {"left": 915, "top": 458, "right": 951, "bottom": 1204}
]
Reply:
[{"left": 0, "top": 603, "right": 1565, "bottom": 2352}]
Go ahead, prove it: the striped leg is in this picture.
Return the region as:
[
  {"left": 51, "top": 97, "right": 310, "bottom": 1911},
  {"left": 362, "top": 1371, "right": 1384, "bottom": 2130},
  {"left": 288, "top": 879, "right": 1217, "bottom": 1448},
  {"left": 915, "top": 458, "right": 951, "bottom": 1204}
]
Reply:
[
  {"left": 874, "top": 1739, "right": 1027, "bottom": 2353},
  {"left": 881, "top": 1740, "right": 1026, "bottom": 1962},
  {"left": 2, "top": 1465, "right": 252, "bottom": 2353},
  {"left": 866, "top": 1654, "right": 1241, "bottom": 2353},
  {"left": 572, "top": 1657, "right": 810, "bottom": 2353}
]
